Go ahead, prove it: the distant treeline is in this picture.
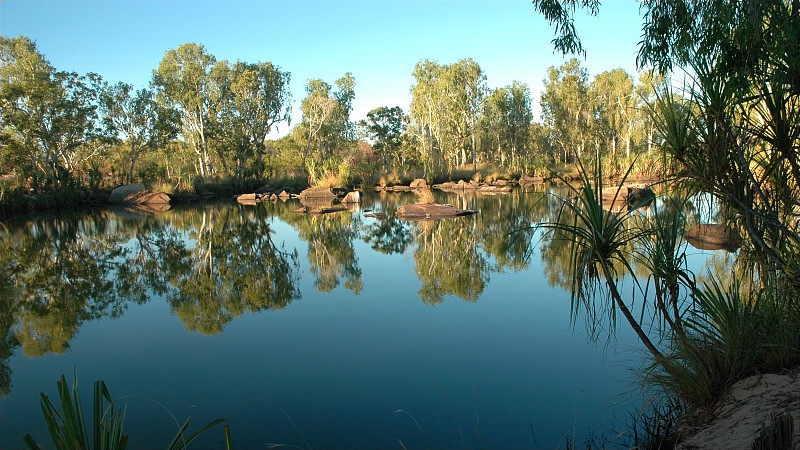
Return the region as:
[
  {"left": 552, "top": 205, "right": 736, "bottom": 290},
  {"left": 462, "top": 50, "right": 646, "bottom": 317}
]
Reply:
[{"left": 1, "top": 36, "right": 667, "bottom": 206}]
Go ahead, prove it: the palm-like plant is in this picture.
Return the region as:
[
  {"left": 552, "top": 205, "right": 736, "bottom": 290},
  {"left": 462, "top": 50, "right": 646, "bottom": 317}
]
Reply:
[
  {"left": 634, "top": 194, "right": 695, "bottom": 341},
  {"left": 542, "top": 158, "right": 665, "bottom": 362}
]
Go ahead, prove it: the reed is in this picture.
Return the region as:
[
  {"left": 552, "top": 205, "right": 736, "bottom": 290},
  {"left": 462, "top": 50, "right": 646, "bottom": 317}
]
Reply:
[{"left": 23, "top": 372, "right": 231, "bottom": 450}]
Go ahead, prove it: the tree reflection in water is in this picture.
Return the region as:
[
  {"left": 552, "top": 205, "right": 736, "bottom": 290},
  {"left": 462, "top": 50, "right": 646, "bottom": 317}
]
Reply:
[{"left": 0, "top": 186, "right": 730, "bottom": 399}]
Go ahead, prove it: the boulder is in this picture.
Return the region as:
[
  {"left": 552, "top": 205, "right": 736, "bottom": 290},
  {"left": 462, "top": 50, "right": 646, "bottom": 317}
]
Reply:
[
  {"left": 341, "top": 191, "right": 361, "bottom": 203},
  {"left": 519, "top": 175, "right": 544, "bottom": 185},
  {"left": 626, "top": 187, "right": 655, "bottom": 208},
  {"left": 111, "top": 190, "right": 170, "bottom": 206},
  {"left": 299, "top": 187, "right": 337, "bottom": 201},
  {"left": 685, "top": 224, "right": 742, "bottom": 252},
  {"left": 396, "top": 203, "right": 477, "bottom": 221},
  {"left": 479, "top": 185, "right": 512, "bottom": 194},
  {"left": 410, "top": 178, "right": 428, "bottom": 188},
  {"left": 236, "top": 193, "right": 258, "bottom": 205},
  {"left": 108, "top": 184, "right": 145, "bottom": 203}
]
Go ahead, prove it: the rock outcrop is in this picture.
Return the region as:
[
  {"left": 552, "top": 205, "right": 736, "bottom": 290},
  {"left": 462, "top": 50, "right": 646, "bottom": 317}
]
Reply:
[
  {"left": 676, "top": 366, "right": 800, "bottom": 450},
  {"left": 685, "top": 224, "right": 742, "bottom": 252},
  {"left": 109, "top": 184, "right": 170, "bottom": 206}
]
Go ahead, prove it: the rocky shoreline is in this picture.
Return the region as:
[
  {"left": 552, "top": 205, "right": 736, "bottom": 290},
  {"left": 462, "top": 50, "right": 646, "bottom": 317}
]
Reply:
[{"left": 675, "top": 366, "right": 800, "bottom": 449}]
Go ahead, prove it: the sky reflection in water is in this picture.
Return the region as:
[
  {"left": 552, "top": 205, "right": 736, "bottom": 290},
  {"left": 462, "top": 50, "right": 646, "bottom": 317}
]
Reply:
[{"left": 0, "top": 188, "right": 724, "bottom": 449}]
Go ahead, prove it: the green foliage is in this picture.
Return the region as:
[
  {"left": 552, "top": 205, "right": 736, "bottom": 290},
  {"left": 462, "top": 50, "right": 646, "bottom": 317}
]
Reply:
[
  {"left": 530, "top": 0, "right": 600, "bottom": 57},
  {"left": 540, "top": 159, "right": 666, "bottom": 359},
  {"left": 650, "top": 276, "right": 800, "bottom": 407},
  {"left": 99, "top": 82, "right": 180, "bottom": 184},
  {"left": 22, "top": 373, "right": 231, "bottom": 450},
  {"left": 1, "top": 36, "right": 107, "bottom": 191},
  {"left": 361, "top": 106, "right": 405, "bottom": 171},
  {"left": 22, "top": 373, "right": 128, "bottom": 450},
  {"left": 300, "top": 74, "right": 356, "bottom": 171},
  {"left": 207, "top": 59, "right": 292, "bottom": 179}
]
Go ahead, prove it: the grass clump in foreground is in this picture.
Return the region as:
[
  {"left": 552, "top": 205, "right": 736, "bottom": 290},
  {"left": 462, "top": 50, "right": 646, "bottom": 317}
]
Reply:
[{"left": 23, "top": 372, "right": 231, "bottom": 450}]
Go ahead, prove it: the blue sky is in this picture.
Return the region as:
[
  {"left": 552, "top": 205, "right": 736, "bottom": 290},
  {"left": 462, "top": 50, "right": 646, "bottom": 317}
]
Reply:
[{"left": 1, "top": 0, "right": 645, "bottom": 136}]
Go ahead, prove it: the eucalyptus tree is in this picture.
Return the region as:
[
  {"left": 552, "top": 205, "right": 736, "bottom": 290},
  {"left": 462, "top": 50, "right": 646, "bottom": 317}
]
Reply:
[
  {"left": 152, "top": 42, "right": 216, "bottom": 177},
  {"left": 480, "top": 81, "right": 533, "bottom": 169},
  {"left": 361, "top": 106, "right": 405, "bottom": 171},
  {"left": 442, "top": 58, "right": 487, "bottom": 170},
  {"left": 0, "top": 36, "right": 105, "bottom": 189},
  {"left": 635, "top": 71, "right": 664, "bottom": 156},
  {"left": 208, "top": 60, "right": 291, "bottom": 178},
  {"left": 334, "top": 72, "right": 356, "bottom": 140},
  {"left": 409, "top": 59, "right": 487, "bottom": 173},
  {"left": 589, "top": 69, "right": 637, "bottom": 162},
  {"left": 99, "top": 82, "right": 180, "bottom": 183},
  {"left": 409, "top": 60, "right": 446, "bottom": 177},
  {"left": 540, "top": 58, "right": 590, "bottom": 164},
  {"left": 299, "top": 74, "right": 355, "bottom": 175}
]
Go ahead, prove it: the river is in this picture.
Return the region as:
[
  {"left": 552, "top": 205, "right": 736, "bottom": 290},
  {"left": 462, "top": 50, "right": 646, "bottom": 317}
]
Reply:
[{"left": 0, "top": 186, "right": 729, "bottom": 449}]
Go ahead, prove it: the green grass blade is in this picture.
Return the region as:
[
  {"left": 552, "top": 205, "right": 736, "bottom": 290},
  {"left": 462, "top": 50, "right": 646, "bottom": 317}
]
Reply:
[
  {"left": 165, "top": 418, "right": 192, "bottom": 450},
  {"left": 21, "top": 433, "right": 41, "bottom": 450},
  {"left": 93, "top": 380, "right": 103, "bottom": 450},
  {"left": 224, "top": 422, "right": 232, "bottom": 450},
  {"left": 39, "top": 392, "right": 67, "bottom": 449},
  {"left": 166, "top": 417, "right": 229, "bottom": 450}
]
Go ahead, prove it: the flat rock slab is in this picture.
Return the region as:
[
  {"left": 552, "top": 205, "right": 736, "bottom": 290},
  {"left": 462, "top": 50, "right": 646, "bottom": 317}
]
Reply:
[
  {"left": 685, "top": 224, "right": 742, "bottom": 252},
  {"left": 396, "top": 203, "right": 477, "bottom": 220},
  {"left": 299, "top": 187, "right": 337, "bottom": 201},
  {"left": 109, "top": 188, "right": 170, "bottom": 205},
  {"left": 676, "top": 367, "right": 800, "bottom": 450}
]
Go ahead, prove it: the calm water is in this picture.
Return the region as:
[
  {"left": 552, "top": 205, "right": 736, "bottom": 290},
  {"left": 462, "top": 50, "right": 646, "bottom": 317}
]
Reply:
[{"left": 0, "top": 187, "right": 726, "bottom": 449}]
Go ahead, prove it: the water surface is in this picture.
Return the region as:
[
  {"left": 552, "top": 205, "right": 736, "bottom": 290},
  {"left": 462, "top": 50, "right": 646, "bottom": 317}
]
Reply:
[{"left": 0, "top": 187, "right": 721, "bottom": 449}]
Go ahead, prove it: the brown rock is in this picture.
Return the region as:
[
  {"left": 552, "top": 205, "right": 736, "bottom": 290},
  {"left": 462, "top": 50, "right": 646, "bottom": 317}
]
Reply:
[
  {"left": 685, "top": 224, "right": 742, "bottom": 252},
  {"left": 108, "top": 184, "right": 145, "bottom": 203},
  {"left": 119, "top": 191, "right": 170, "bottom": 206},
  {"left": 519, "top": 175, "right": 544, "bottom": 185},
  {"left": 341, "top": 191, "right": 361, "bottom": 203},
  {"left": 396, "top": 203, "right": 477, "bottom": 220},
  {"left": 237, "top": 193, "right": 257, "bottom": 202},
  {"left": 299, "top": 187, "right": 337, "bottom": 201},
  {"left": 410, "top": 178, "right": 428, "bottom": 188}
]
